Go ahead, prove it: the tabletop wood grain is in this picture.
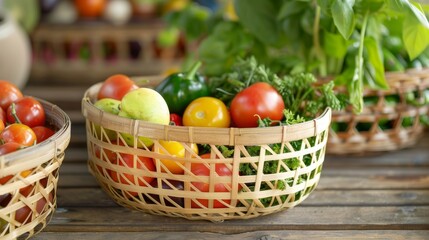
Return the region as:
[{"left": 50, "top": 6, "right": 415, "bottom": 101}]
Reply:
[{"left": 22, "top": 84, "right": 429, "bottom": 240}]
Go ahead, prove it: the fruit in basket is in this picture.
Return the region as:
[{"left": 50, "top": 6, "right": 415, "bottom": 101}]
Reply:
[
  {"left": 155, "top": 61, "right": 209, "bottom": 115},
  {"left": 7, "top": 97, "right": 46, "bottom": 127},
  {"left": 32, "top": 126, "right": 55, "bottom": 143},
  {"left": 0, "top": 142, "right": 23, "bottom": 157},
  {"left": 155, "top": 140, "right": 198, "bottom": 174},
  {"left": 0, "top": 123, "right": 37, "bottom": 147},
  {"left": 182, "top": 96, "right": 230, "bottom": 127},
  {"left": 97, "top": 74, "right": 138, "bottom": 100},
  {"left": 0, "top": 108, "right": 6, "bottom": 123},
  {"left": 93, "top": 98, "right": 121, "bottom": 140},
  {"left": 0, "top": 80, "right": 23, "bottom": 111},
  {"left": 109, "top": 153, "right": 156, "bottom": 197},
  {"left": 230, "top": 82, "right": 285, "bottom": 128},
  {"left": 191, "top": 154, "right": 241, "bottom": 208},
  {"left": 0, "top": 120, "right": 4, "bottom": 132},
  {"left": 119, "top": 88, "right": 170, "bottom": 148},
  {"left": 149, "top": 179, "right": 184, "bottom": 207}
]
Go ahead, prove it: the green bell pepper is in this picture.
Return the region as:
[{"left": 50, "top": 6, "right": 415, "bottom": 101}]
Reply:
[{"left": 155, "top": 61, "right": 209, "bottom": 115}]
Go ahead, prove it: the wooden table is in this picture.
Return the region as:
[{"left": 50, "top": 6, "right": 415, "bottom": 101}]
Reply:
[{"left": 22, "top": 84, "right": 429, "bottom": 240}]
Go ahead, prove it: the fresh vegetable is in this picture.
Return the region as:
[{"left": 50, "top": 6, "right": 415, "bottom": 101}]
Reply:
[
  {"left": 167, "top": 0, "right": 429, "bottom": 113},
  {"left": 97, "top": 74, "right": 138, "bottom": 100},
  {"left": 155, "top": 140, "right": 198, "bottom": 174},
  {"left": 182, "top": 96, "right": 230, "bottom": 128},
  {"left": 150, "top": 179, "right": 184, "bottom": 207},
  {"left": 7, "top": 97, "right": 46, "bottom": 127},
  {"left": 108, "top": 153, "right": 156, "bottom": 197},
  {"left": 0, "top": 123, "right": 37, "bottom": 147},
  {"left": 32, "top": 126, "right": 55, "bottom": 143},
  {"left": 0, "top": 80, "right": 23, "bottom": 111},
  {"left": 209, "top": 57, "right": 345, "bottom": 119},
  {"left": 169, "top": 113, "right": 182, "bottom": 126},
  {"left": 230, "top": 82, "right": 285, "bottom": 128},
  {"left": 93, "top": 98, "right": 121, "bottom": 140},
  {"left": 155, "top": 61, "right": 209, "bottom": 115},
  {"left": 119, "top": 87, "right": 170, "bottom": 148},
  {"left": 191, "top": 153, "right": 240, "bottom": 208}
]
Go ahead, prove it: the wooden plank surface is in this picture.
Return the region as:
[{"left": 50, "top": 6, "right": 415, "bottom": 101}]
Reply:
[
  {"left": 32, "top": 230, "right": 429, "bottom": 240},
  {"left": 16, "top": 84, "right": 429, "bottom": 239}
]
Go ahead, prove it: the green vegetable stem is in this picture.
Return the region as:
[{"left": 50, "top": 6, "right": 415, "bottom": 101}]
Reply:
[{"left": 155, "top": 61, "right": 209, "bottom": 115}]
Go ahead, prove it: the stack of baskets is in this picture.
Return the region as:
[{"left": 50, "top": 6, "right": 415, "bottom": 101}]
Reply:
[
  {"left": 0, "top": 99, "right": 71, "bottom": 239},
  {"left": 82, "top": 81, "right": 332, "bottom": 221},
  {"left": 328, "top": 68, "right": 429, "bottom": 154}
]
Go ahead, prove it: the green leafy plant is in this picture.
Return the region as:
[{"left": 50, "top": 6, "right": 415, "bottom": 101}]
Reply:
[{"left": 166, "top": 0, "right": 429, "bottom": 114}]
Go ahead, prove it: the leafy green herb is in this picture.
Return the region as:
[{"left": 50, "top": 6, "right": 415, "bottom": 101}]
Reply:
[{"left": 209, "top": 57, "right": 346, "bottom": 118}]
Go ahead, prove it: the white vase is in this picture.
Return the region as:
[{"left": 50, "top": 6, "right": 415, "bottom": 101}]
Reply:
[{"left": 0, "top": 10, "right": 31, "bottom": 89}]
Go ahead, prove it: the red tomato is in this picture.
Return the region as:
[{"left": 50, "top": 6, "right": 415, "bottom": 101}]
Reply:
[
  {"left": 15, "top": 205, "right": 32, "bottom": 224},
  {"left": 14, "top": 191, "right": 53, "bottom": 224},
  {"left": 32, "top": 126, "right": 55, "bottom": 143},
  {"left": 7, "top": 97, "right": 46, "bottom": 127},
  {"left": 230, "top": 82, "right": 285, "bottom": 128},
  {"left": 191, "top": 153, "right": 241, "bottom": 208},
  {"left": 74, "top": 0, "right": 106, "bottom": 18},
  {"left": 0, "top": 107, "right": 6, "bottom": 123},
  {"left": 97, "top": 74, "right": 138, "bottom": 100},
  {"left": 0, "top": 119, "right": 4, "bottom": 132},
  {"left": 169, "top": 113, "right": 182, "bottom": 126},
  {"left": 0, "top": 142, "right": 23, "bottom": 157},
  {"left": 0, "top": 123, "right": 37, "bottom": 147},
  {"left": 109, "top": 153, "right": 156, "bottom": 196},
  {"left": 0, "top": 80, "right": 23, "bottom": 111}
]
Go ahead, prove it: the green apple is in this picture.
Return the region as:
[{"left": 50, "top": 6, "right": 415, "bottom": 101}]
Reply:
[
  {"left": 93, "top": 98, "right": 121, "bottom": 141},
  {"left": 119, "top": 88, "right": 170, "bottom": 148}
]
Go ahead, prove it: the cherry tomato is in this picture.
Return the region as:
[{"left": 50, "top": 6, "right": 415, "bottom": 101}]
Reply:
[
  {"left": 109, "top": 153, "right": 156, "bottom": 196},
  {"left": 169, "top": 113, "right": 182, "bottom": 126},
  {"left": 0, "top": 123, "right": 37, "bottom": 147},
  {"left": 183, "top": 97, "right": 230, "bottom": 127},
  {"left": 230, "top": 82, "right": 285, "bottom": 128},
  {"left": 155, "top": 140, "right": 198, "bottom": 174},
  {"left": 191, "top": 153, "right": 241, "bottom": 208},
  {"left": 0, "top": 107, "right": 6, "bottom": 123},
  {"left": 7, "top": 97, "right": 46, "bottom": 127},
  {"left": 0, "top": 119, "right": 4, "bottom": 132},
  {"left": 0, "top": 142, "right": 23, "bottom": 157},
  {"left": 0, "top": 80, "right": 23, "bottom": 111},
  {"left": 15, "top": 205, "right": 32, "bottom": 224},
  {"left": 74, "top": 0, "right": 106, "bottom": 18},
  {"left": 32, "top": 126, "right": 55, "bottom": 143},
  {"left": 97, "top": 74, "right": 138, "bottom": 100}
]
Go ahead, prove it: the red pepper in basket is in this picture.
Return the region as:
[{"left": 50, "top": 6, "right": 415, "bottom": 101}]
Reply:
[{"left": 169, "top": 113, "right": 182, "bottom": 126}]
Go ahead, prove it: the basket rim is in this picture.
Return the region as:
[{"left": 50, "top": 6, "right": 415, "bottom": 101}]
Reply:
[
  {"left": 82, "top": 82, "right": 332, "bottom": 145},
  {"left": 0, "top": 97, "right": 71, "bottom": 168}
]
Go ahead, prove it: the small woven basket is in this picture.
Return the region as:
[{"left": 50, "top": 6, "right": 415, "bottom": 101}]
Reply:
[
  {"left": 82, "top": 81, "right": 332, "bottom": 221},
  {"left": 0, "top": 99, "right": 71, "bottom": 239},
  {"left": 328, "top": 68, "right": 429, "bottom": 155}
]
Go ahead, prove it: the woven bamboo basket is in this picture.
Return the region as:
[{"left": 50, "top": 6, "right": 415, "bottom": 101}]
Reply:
[
  {"left": 328, "top": 68, "right": 429, "bottom": 155},
  {"left": 0, "top": 99, "right": 71, "bottom": 239},
  {"left": 82, "top": 81, "right": 332, "bottom": 221}
]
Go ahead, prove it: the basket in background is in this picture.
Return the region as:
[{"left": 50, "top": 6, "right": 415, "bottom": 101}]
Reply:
[
  {"left": 82, "top": 81, "right": 332, "bottom": 221},
  {"left": 327, "top": 68, "right": 429, "bottom": 155},
  {"left": 0, "top": 99, "right": 71, "bottom": 239}
]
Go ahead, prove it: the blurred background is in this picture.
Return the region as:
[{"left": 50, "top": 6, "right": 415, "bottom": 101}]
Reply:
[{"left": 0, "top": 0, "right": 222, "bottom": 88}]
